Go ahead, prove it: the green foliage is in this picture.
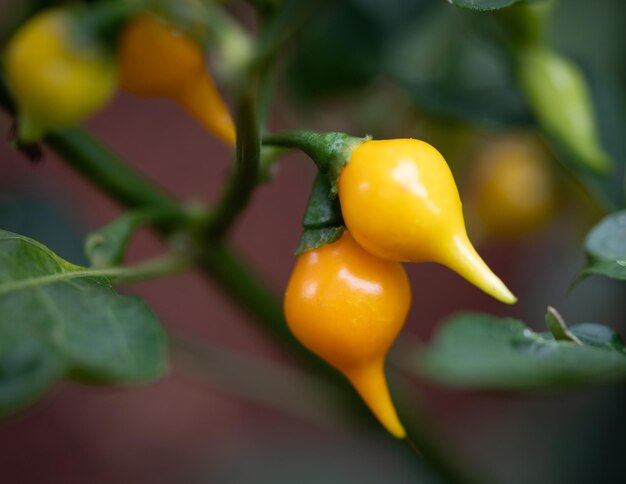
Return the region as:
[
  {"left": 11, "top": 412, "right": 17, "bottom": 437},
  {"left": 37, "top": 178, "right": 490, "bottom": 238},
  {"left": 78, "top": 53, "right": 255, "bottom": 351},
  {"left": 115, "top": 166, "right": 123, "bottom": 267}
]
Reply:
[
  {"left": 579, "top": 210, "right": 626, "bottom": 281},
  {"left": 85, "top": 208, "right": 179, "bottom": 268},
  {"left": 415, "top": 312, "right": 626, "bottom": 390},
  {"left": 446, "top": 0, "right": 528, "bottom": 11},
  {"left": 286, "top": 0, "right": 626, "bottom": 211},
  {"left": 85, "top": 210, "right": 150, "bottom": 268},
  {"left": 0, "top": 230, "right": 166, "bottom": 416},
  {"left": 1, "top": 1, "right": 625, "bottom": 472},
  {"left": 287, "top": 0, "right": 433, "bottom": 102}
]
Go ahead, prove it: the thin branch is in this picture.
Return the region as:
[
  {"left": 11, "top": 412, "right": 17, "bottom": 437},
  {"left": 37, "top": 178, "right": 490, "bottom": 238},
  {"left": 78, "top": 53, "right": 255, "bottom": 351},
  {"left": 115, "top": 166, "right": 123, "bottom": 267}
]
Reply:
[{"left": 204, "top": 81, "right": 261, "bottom": 239}]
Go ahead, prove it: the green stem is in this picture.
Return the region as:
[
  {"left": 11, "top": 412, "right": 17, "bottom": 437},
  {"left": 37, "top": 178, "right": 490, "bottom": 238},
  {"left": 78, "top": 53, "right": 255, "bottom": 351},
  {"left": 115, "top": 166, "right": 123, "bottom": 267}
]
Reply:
[
  {"left": 205, "top": 83, "right": 261, "bottom": 239},
  {"left": 263, "top": 130, "right": 364, "bottom": 195},
  {"left": 0, "top": 254, "right": 190, "bottom": 297},
  {"left": 202, "top": 2, "right": 252, "bottom": 72},
  {"left": 200, "top": 0, "right": 314, "bottom": 240}
]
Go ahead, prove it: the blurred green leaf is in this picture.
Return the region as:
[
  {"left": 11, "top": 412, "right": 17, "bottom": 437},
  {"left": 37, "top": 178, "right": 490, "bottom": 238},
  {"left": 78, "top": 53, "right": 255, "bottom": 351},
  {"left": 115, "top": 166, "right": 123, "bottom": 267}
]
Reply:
[
  {"left": 85, "top": 207, "right": 178, "bottom": 268},
  {"left": 287, "top": 3, "right": 379, "bottom": 101},
  {"left": 403, "top": 81, "right": 533, "bottom": 128},
  {"left": 446, "top": 0, "right": 529, "bottom": 11},
  {"left": 287, "top": 0, "right": 433, "bottom": 102},
  {"left": 85, "top": 210, "right": 150, "bottom": 268},
  {"left": 388, "top": 5, "right": 534, "bottom": 128},
  {"left": 0, "top": 340, "right": 63, "bottom": 417},
  {"left": 545, "top": 306, "right": 583, "bottom": 344},
  {"left": 0, "top": 230, "right": 166, "bottom": 416},
  {"left": 414, "top": 312, "right": 626, "bottom": 390},
  {"left": 578, "top": 210, "right": 626, "bottom": 281}
]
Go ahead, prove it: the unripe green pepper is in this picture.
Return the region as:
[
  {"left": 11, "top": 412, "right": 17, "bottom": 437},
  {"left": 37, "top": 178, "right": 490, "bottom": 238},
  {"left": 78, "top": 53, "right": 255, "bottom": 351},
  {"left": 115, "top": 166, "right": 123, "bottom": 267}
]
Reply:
[{"left": 517, "top": 45, "right": 611, "bottom": 174}]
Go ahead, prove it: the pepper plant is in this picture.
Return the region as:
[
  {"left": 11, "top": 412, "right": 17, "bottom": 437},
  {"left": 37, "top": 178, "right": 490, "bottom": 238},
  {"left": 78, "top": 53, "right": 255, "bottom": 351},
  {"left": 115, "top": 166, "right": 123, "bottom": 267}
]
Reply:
[{"left": 0, "top": 0, "right": 625, "bottom": 482}]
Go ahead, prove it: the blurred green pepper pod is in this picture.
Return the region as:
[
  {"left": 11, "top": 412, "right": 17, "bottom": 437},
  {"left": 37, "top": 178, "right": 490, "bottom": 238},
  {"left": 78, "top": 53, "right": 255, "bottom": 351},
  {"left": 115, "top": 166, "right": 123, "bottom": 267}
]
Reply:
[
  {"left": 499, "top": 2, "right": 613, "bottom": 175},
  {"left": 516, "top": 45, "right": 612, "bottom": 174}
]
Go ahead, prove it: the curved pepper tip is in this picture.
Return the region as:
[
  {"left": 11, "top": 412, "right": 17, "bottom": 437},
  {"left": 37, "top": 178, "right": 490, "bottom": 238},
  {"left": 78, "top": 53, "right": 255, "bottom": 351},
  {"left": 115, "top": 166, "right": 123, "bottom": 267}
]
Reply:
[
  {"left": 345, "top": 359, "right": 406, "bottom": 439},
  {"left": 176, "top": 73, "right": 236, "bottom": 147},
  {"left": 445, "top": 233, "right": 517, "bottom": 305}
]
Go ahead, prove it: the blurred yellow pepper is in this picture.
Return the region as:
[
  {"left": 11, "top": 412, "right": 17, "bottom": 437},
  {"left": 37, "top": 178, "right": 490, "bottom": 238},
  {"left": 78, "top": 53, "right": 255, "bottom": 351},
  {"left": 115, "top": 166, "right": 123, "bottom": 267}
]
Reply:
[
  {"left": 118, "top": 13, "right": 236, "bottom": 145},
  {"left": 4, "top": 8, "right": 117, "bottom": 142},
  {"left": 467, "top": 135, "right": 555, "bottom": 239}
]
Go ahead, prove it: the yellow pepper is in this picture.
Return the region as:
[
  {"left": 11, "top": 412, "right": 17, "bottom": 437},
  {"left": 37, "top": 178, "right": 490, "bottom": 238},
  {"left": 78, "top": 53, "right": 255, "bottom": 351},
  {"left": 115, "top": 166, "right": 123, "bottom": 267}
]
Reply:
[
  {"left": 284, "top": 231, "right": 409, "bottom": 438},
  {"left": 118, "top": 13, "right": 236, "bottom": 145},
  {"left": 468, "top": 135, "right": 555, "bottom": 239},
  {"left": 338, "top": 138, "right": 516, "bottom": 304},
  {"left": 4, "top": 8, "right": 117, "bottom": 142}
]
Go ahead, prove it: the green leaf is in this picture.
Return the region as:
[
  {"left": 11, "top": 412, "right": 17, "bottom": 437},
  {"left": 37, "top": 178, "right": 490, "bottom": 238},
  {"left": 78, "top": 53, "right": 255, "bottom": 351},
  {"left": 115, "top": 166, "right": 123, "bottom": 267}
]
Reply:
[
  {"left": 446, "top": 0, "right": 528, "bottom": 11},
  {"left": 85, "top": 208, "right": 177, "bottom": 268},
  {"left": 0, "top": 230, "right": 167, "bottom": 416},
  {"left": 0, "top": 341, "right": 63, "bottom": 416},
  {"left": 545, "top": 306, "right": 582, "bottom": 344},
  {"left": 85, "top": 211, "right": 147, "bottom": 268},
  {"left": 414, "top": 312, "right": 626, "bottom": 390},
  {"left": 568, "top": 323, "right": 626, "bottom": 352},
  {"left": 579, "top": 210, "right": 626, "bottom": 282}
]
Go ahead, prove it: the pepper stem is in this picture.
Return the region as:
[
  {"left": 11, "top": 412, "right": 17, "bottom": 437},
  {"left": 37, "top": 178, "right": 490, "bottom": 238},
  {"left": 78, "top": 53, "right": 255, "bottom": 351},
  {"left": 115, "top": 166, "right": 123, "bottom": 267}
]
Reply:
[
  {"left": 17, "top": 109, "right": 47, "bottom": 143},
  {"left": 263, "top": 130, "right": 366, "bottom": 194}
]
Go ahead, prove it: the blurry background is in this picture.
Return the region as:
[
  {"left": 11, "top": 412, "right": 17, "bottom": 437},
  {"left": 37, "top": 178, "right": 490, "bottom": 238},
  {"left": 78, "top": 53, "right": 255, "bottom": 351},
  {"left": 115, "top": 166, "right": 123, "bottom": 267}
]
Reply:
[{"left": 1, "top": 0, "right": 625, "bottom": 482}]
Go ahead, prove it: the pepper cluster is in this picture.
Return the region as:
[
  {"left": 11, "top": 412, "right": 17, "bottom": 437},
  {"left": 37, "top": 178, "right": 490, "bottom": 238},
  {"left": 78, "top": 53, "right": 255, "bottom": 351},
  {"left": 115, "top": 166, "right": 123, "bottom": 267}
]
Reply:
[
  {"left": 3, "top": 6, "right": 235, "bottom": 145},
  {"left": 2, "top": 1, "right": 599, "bottom": 442},
  {"left": 281, "top": 135, "right": 517, "bottom": 438}
]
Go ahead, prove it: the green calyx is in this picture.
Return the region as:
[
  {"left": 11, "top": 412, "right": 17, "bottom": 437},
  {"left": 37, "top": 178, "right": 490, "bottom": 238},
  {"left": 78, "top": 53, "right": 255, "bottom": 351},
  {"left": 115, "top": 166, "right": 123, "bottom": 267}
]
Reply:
[
  {"left": 295, "top": 173, "right": 344, "bottom": 255},
  {"left": 263, "top": 130, "right": 366, "bottom": 195},
  {"left": 261, "top": 131, "right": 365, "bottom": 253}
]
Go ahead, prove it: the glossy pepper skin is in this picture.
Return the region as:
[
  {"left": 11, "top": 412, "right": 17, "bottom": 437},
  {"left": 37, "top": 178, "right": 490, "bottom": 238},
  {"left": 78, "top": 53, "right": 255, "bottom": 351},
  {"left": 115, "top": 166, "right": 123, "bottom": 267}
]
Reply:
[
  {"left": 338, "top": 138, "right": 516, "bottom": 304},
  {"left": 4, "top": 8, "right": 117, "bottom": 142},
  {"left": 118, "top": 14, "right": 236, "bottom": 145},
  {"left": 284, "top": 231, "right": 409, "bottom": 438}
]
